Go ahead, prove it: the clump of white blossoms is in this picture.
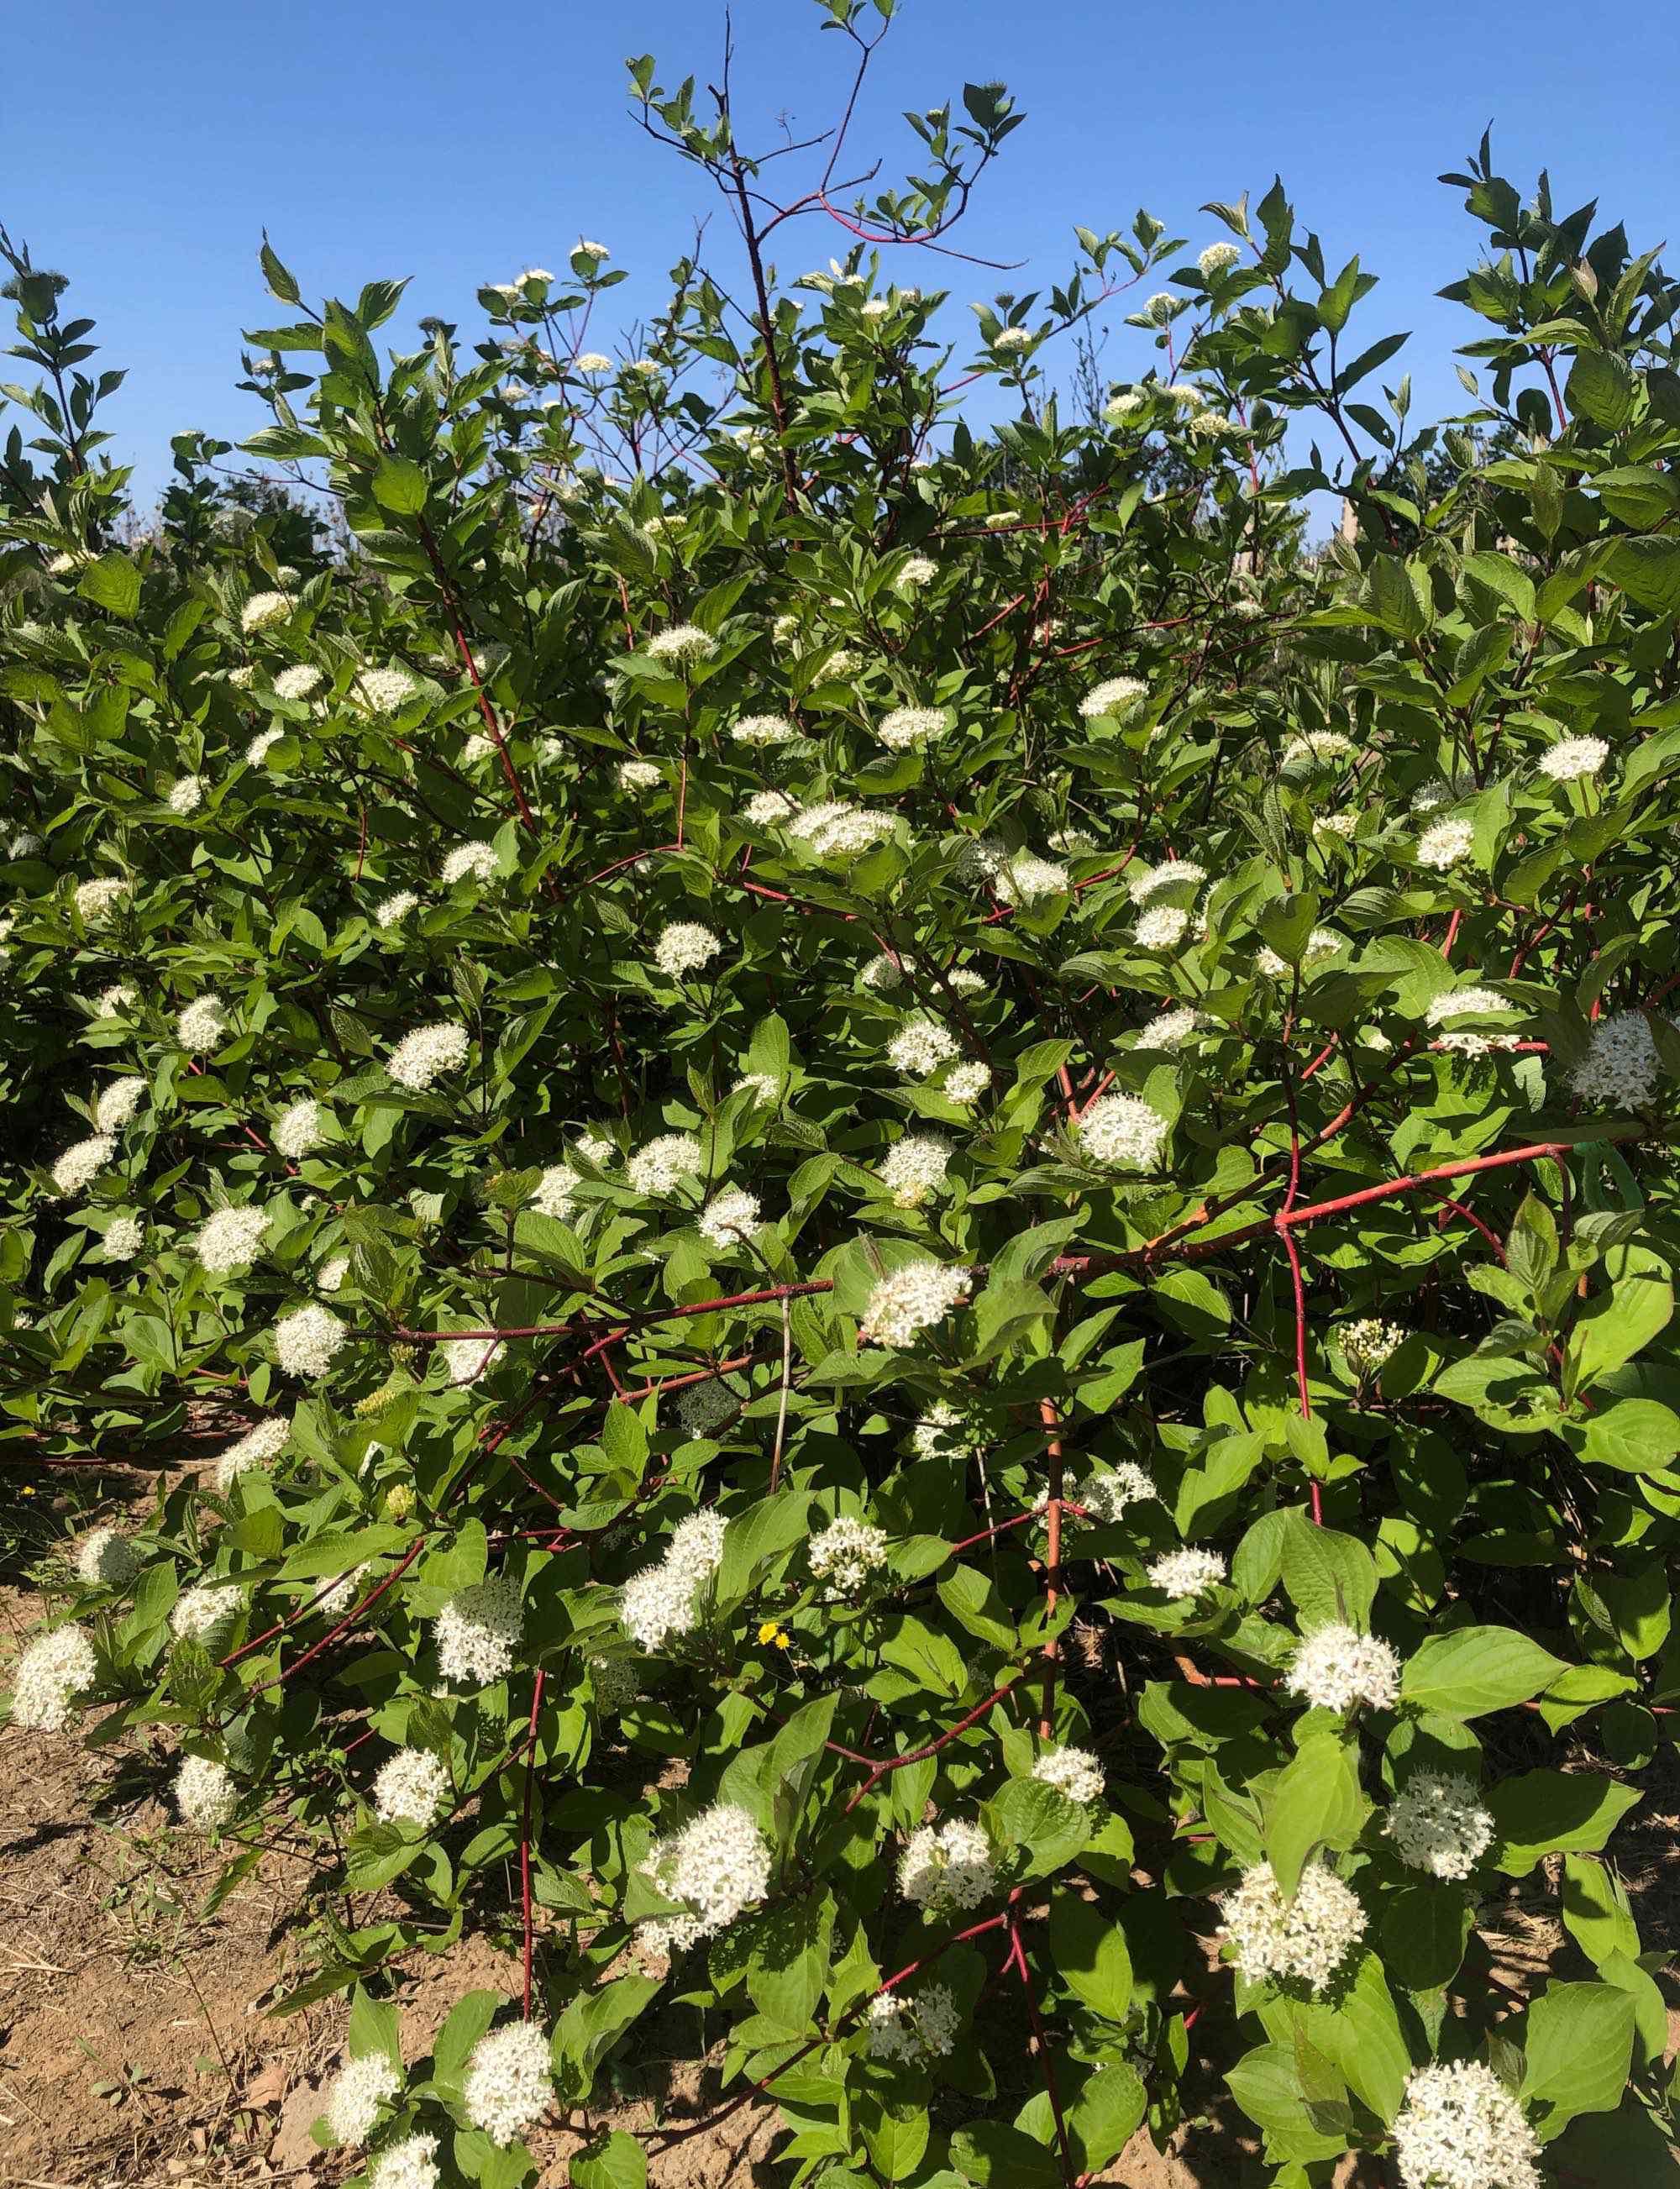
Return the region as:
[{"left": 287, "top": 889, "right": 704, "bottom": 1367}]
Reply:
[
  {"left": 744, "top": 787, "right": 800, "bottom": 826},
  {"left": 1219, "top": 1859, "right": 1367, "bottom": 1996},
  {"left": 74, "top": 1526, "right": 139, "bottom": 1589},
  {"left": 1104, "top": 388, "right": 1146, "bottom": 423},
  {"left": 357, "top": 666, "right": 417, "bottom": 713},
  {"left": 945, "top": 1060, "right": 991, "bottom": 1105},
  {"left": 732, "top": 1069, "right": 780, "bottom": 1106},
  {"left": 440, "top": 841, "right": 498, "bottom": 888},
  {"left": 878, "top": 1132, "right": 953, "bottom": 1206},
  {"left": 75, "top": 875, "right": 127, "bottom": 921},
  {"left": 992, "top": 324, "right": 1035, "bottom": 353},
  {"left": 462, "top": 2020, "right": 553, "bottom": 2146},
  {"left": 1078, "top": 1461, "right": 1156, "bottom": 1522},
  {"left": 196, "top": 1203, "right": 270, "bottom": 1273},
  {"left": 887, "top": 1017, "right": 960, "bottom": 1077},
  {"left": 372, "top": 1748, "right": 451, "bottom": 1827},
  {"left": 50, "top": 1132, "right": 114, "bottom": 1198},
  {"left": 101, "top": 1213, "right": 139, "bottom": 1260},
  {"left": 248, "top": 727, "right": 283, "bottom": 764},
  {"left": 214, "top": 1416, "right": 291, "bottom": 1493},
  {"left": 731, "top": 711, "right": 802, "bottom": 745},
  {"left": 1285, "top": 1624, "right": 1403, "bottom": 1713},
  {"left": 318, "top": 1252, "right": 350, "bottom": 1294},
  {"left": 1142, "top": 1005, "right": 1212, "bottom": 1050},
  {"left": 1384, "top": 1772, "right": 1496, "bottom": 1881},
  {"left": 1390, "top": 2060, "right": 1541, "bottom": 2189},
  {"left": 272, "top": 663, "right": 323, "bottom": 701},
  {"left": 698, "top": 1187, "right": 761, "bottom": 1248},
  {"left": 434, "top": 1576, "right": 523, "bottom": 1686},
  {"left": 575, "top": 352, "right": 612, "bottom": 374},
  {"left": 654, "top": 922, "right": 721, "bottom": 979},
  {"left": 1080, "top": 675, "right": 1146, "bottom": 718},
  {"left": 1136, "top": 905, "right": 1191, "bottom": 952},
  {"left": 622, "top": 1509, "right": 727, "bottom": 1649},
  {"left": 532, "top": 1163, "right": 581, "bottom": 1220},
  {"left": 789, "top": 801, "right": 896, "bottom": 859},
  {"left": 1256, "top": 928, "right": 1342, "bottom": 978},
  {"left": 1001, "top": 852, "right": 1068, "bottom": 899},
  {"left": 10, "top": 1625, "right": 97, "bottom": 1730},
  {"left": 1341, "top": 1316, "right": 1404, "bottom": 1378},
  {"left": 809, "top": 1516, "right": 890, "bottom": 1596},
  {"left": 1199, "top": 239, "right": 1242, "bottom": 278},
  {"left": 443, "top": 1333, "right": 501, "bottom": 1386},
  {"left": 1538, "top": 733, "right": 1609, "bottom": 783},
  {"left": 863, "top": 1260, "right": 973, "bottom": 1346},
  {"left": 1148, "top": 1546, "right": 1227, "bottom": 1598},
  {"left": 896, "top": 553, "right": 937, "bottom": 588},
  {"left": 640, "top": 1803, "right": 772, "bottom": 1937},
  {"left": 1425, "top": 986, "right": 1522, "bottom": 1056},
  {"left": 645, "top": 622, "right": 717, "bottom": 665},
  {"left": 241, "top": 589, "right": 294, "bottom": 633},
  {"left": 176, "top": 994, "right": 228, "bottom": 1052},
  {"left": 900, "top": 1817, "right": 996, "bottom": 1911},
  {"left": 97, "top": 982, "right": 136, "bottom": 1016},
  {"left": 1281, "top": 729, "right": 1354, "bottom": 765},
  {"left": 325, "top": 2051, "right": 402, "bottom": 2144},
  {"left": 867, "top": 1984, "right": 960, "bottom": 2061},
  {"left": 1129, "top": 857, "right": 1207, "bottom": 903},
  {"left": 166, "top": 774, "right": 205, "bottom": 816},
  {"left": 171, "top": 1581, "right": 242, "bottom": 1643},
  {"left": 1032, "top": 1745, "right": 1105, "bottom": 1804},
  {"left": 94, "top": 1074, "right": 147, "bottom": 1130},
  {"left": 274, "top": 1096, "right": 323, "bottom": 1158},
  {"left": 626, "top": 1131, "right": 704, "bottom": 1196},
  {"left": 1417, "top": 816, "right": 1475, "bottom": 870},
  {"left": 176, "top": 1753, "right": 238, "bottom": 1829},
  {"left": 1562, "top": 1011, "right": 1662, "bottom": 1110},
  {"left": 912, "top": 1401, "right": 976, "bottom": 1460},
  {"left": 1079, "top": 1093, "right": 1171, "bottom": 1170},
  {"left": 617, "top": 759, "right": 663, "bottom": 790},
  {"left": 275, "top": 1303, "right": 347, "bottom": 1380},
  {"left": 387, "top": 1021, "right": 471, "bottom": 1091},
  {"left": 368, "top": 2132, "right": 441, "bottom": 2189},
  {"left": 877, "top": 705, "right": 946, "bottom": 749}
]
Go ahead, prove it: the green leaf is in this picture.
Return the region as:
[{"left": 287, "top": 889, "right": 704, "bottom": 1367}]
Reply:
[
  {"left": 77, "top": 554, "right": 141, "bottom": 619},
  {"left": 1378, "top": 1881, "right": 1473, "bottom": 1992},
  {"left": 1278, "top": 1514, "right": 1378, "bottom": 1628},
  {"left": 1265, "top": 1733, "right": 1363, "bottom": 1898},
  {"left": 1520, "top": 1981, "right": 1636, "bottom": 2131},
  {"left": 1400, "top": 1625, "right": 1567, "bottom": 1718},
  {"left": 571, "top": 2130, "right": 647, "bottom": 2189},
  {"left": 371, "top": 456, "right": 429, "bottom": 515},
  {"left": 1565, "top": 349, "right": 1637, "bottom": 433},
  {"left": 1066, "top": 2060, "right": 1147, "bottom": 2170},
  {"left": 950, "top": 2120, "right": 1061, "bottom": 2187},
  {"left": 988, "top": 1778, "right": 1093, "bottom": 1880},
  {"left": 1561, "top": 1856, "right": 1640, "bottom": 1968},
  {"left": 1047, "top": 1890, "right": 1133, "bottom": 2023},
  {"left": 1489, "top": 1770, "right": 1642, "bottom": 1874}
]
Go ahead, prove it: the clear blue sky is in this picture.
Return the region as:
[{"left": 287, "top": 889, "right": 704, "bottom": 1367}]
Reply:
[{"left": 8, "top": 0, "right": 1680, "bottom": 506}]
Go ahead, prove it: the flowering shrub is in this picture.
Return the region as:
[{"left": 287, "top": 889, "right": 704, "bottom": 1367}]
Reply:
[{"left": 5, "top": 12, "right": 1680, "bottom": 2184}]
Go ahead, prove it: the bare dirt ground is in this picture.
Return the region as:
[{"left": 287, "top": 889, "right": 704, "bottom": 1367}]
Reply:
[{"left": 3, "top": 1486, "right": 1677, "bottom": 2188}]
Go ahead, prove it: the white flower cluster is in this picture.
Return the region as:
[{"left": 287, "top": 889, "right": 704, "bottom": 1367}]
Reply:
[
  {"left": 197, "top": 1203, "right": 270, "bottom": 1273},
  {"left": 273, "top": 663, "right": 323, "bottom": 701},
  {"left": 463, "top": 2020, "right": 553, "bottom": 2145},
  {"left": 443, "top": 1334, "right": 501, "bottom": 1386},
  {"left": 1148, "top": 1546, "right": 1227, "bottom": 1598},
  {"left": 274, "top": 1097, "right": 323, "bottom": 1158},
  {"left": 878, "top": 1132, "right": 952, "bottom": 1206},
  {"left": 94, "top": 1075, "right": 146, "bottom": 1130},
  {"left": 1537, "top": 734, "right": 1609, "bottom": 783},
  {"left": 387, "top": 1021, "right": 471, "bottom": 1090},
  {"left": 440, "top": 841, "right": 497, "bottom": 888},
  {"left": 214, "top": 1415, "right": 291, "bottom": 1493},
  {"left": 1142, "top": 1005, "right": 1212, "bottom": 1050},
  {"left": 167, "top": 775, "right": 205, "bottom": 816},
  {"left": 1032, "top": 1745, "right": 1104, "bottom": 1804},
  {"left": 1285, "top": 1623, "right": 1403, "bottom": 1713},
  {"left": 809, "top": 1516, "right": 890, "bottom": 1596},
  {"left": 1562, "top": 1011, "right": 1662, "bottom": 1110},
  {"left": 175, "top": 1753, "right": 237, "bottom": 1829},
  {"left": 1136, "top": 905, "right": 1191, "bottom": 952},
  {"left": 1255, "top": 929, "right": 1342, "bottom": 978},
  {"left": 532, "top": 1163, "right": 581, "bottom": 1220},
  {"left": 1078, "top": 1093, "right": 1170, "bottom": 1171},
  {"left": 1417, "top": 817, "right": 1474, "bottom": 870},
  {"left": 645, "top": 622, "right": 717, "bottom": 664},
  {"left": 992, "top": 325, "right": 1034, "bottom": 353},
  {"left": 731, "top": 711, "right": 801, "bottom": 745},
  {"left": 864, "top": 1260, "right": 973, "bottom": 1346},
  {"left": 788, "top": 800, "right": 895, "bottom": 859},
  {"left": 368, "top": 2133, "right": 441, "bottom": 2189},
  {"left": 275, "top": 1303, "right": 346, "bottom": 1379},
  {"left": 732, "top": 1069, "right": 780, "bottom": 1106},
  {"left": 1199, "top": 239, "right": 1242, "bottom": 278},
  {"left": 102, "top": 1214, "right": 144, "bottom": 1260},
  {"left": 1391, "top": 2063, "right": 1541, "bottom": 2189},
  {"left": 618, "top": 759, "right": 663, "bottom": 790},
  {"left": 887, "top": 1018, "right": 959, "bottom": 1077},
  {"left": 1130, "top": 857, "right": 1206, "bottom": 901},
  {"left": 177, "top": 994, "right": 228, "bottom": 1051},
  {"left": 1080, "top": 675, "right": 1146, "bottom": 718},
  {"left": 10, "top": 1625, "right": 97, "bottom": 1730},
  {"left": 626, "top": 1131, "right": 704, "bottom": 1196},
  {"left": 97, "top": 982, "right": 136, "bottom": 1015},
  {"left": 877, "top": 706, "right": 946, "bottom": 749},
  {"left": 945, "top": 1060, "right": 991, "bottom": 1105},
  {"left": 1425, "top": 986, "right": 1521, "bottom": 1056},
  {"left": 899, "top": 1817, "right": 996, "bottom": 1911},
  {"left": 699, "top": 1187, "right": 761, "bottom": 1247},
  {"left": 1219, "top": 1859, "right": 1367, "bottom": 1995},
  {"left": 640, "top": 1802, "right": 771, "bottom": 1937},
  {"left": 622, "top": 1509, "right": 727, "bottom": 1649},
  {"left": 896, "top": 554, "right": 937, "bottom": 588},
  {"left": 1384, "top": 1772, "right": 1496, "bottom": 1881},
  {"left": 171, "top": 1582, "right": 241, "bottom": 1643},
  {"left": 866, "top": 1984, "right": 960, "bottom": 2060},
  {"left": 74, "top": 1527, "right": 139, "bottom": 1588},
  {"left": 372, "top": 1748, "right": 451, "bottom": 1827},
  {"left": 76, "top": 875, "right": 128, "bottom": 921},
  {"left": 1078, "top": 1461, "right": 1155, "bottom": 1522},
  {"left": 241, "top": 590, "right": 294, "bottom": 632},
  {"left": 1341, "top": 1316, "right": 1404, "bottom": 1378},
  {"left": 50, "top": 1132, "right": 113, "bottom": 1198},
  {"left": 655, "top": 922, "right": 721, "bottom": 979},
  {"left": 326, "top": 2051, "right": 402, "bottom": 2144},
  {"left": 434, "top": 1576, "right": 523, "bottom": 1686},
  {"left": 357, "top": 666, "right": 417, "bottom": 713},
  {"left": 1281, "top": 729, "right": 1353, "bottom": 765}
]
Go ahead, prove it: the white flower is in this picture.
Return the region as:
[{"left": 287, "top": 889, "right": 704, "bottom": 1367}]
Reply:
[
  {"left": 1391, "top": 2060, "right": 1540, "bottom": 2189},
  {"left": 1285, "top": 1624, "right": 1403, "bottom": 1713},
  {"left": 1188, "top": 409, "right": 1242, "bottom": 438},
  {"left": 275, "top": 1303, "right": 347, "bottom": 1379},
  {"left": 1341, "top": 1316, "right": 1404, "bottom": 1377},
  {"left": 809, "top": 1516, "right": 890, "bottom": 1596},
  {"left": 992, "top": 325, "right": 1034, "bottom": 354},
  {"left": 1384, "top": 1772, "right": 1496, "bottom": 1881},
  {"left": 944, "top": 1061, "right": 991, "bottom": 1105},
  {"left": 1256, "top": 929, "right": 1342, "bottom": 978},
  {"left": 75, "top": 876, "right": 127, "bottom": 922},
  {"left": 1410, "top": 779, "right": 1456, "bottom": 814},
  {"left": 246, "top": 727, "right": 283, "bottom": 768},
  {"left": 463, "top": 2020, "right": 553, "bottom": 2146},
  {"left": 1538, "top": 735, "right": 1609, "bottom": 782},
  {"left": 50, "top": 1133, "right": 114, "bottom": 1198},
  {"left": 273, "top": 663, "right": 323, "bottom": 701},
  {"left": 1142, "top": 1005, "right": 1211, "bottom": 1049},
  {"left": 176, "top": 995, "right": 228, "bottom": 1052},
  {"left": 645, "top": 623, "right": 717, "bottom": 665},
  {"left": 744, "top": 788, "right": 799, "bottom": 827},
  {"left": 699, "top": 1187, "right": 761, "bottom": 1248},
  {"left": 326, "top": 2051, "right": 402, "bottom": 2144},
  {"left": 1562, "top": 1011, "right": 1662, "bottom": 1110},
  {"left": 1281, "top": 730, "right": 1354, "bottom": 766},
  {"left": 732, "top": 1070, "right": 780, "bottom": 1106},
  {"left": 1032, "top": 1745, "right": 1104, "bottom": 1804},
  {"left": 175, "top": 1754, "right": 237, "bottom": 1829},
  {"left": 532, "top": 1163, "right": 581, "bottom": 1221},
  {"left": 94, "top": 1075, "right": 147, "bottom": 1131},
  {"left": 228, "top": 664, "right": 257, "bottom": 689},
  {"left": 730, "top": 712, "right": 801, "bottom": 746},
  {"left": 1425, "top": 986, "right": 1511, "bottom": 1026},
  {"left": 1148, "top": 1546, "right": 1227, "bottom": 1598},
  {"left": 618, "top": 759, "right": 664, "bottom": 789},
  {"left": 241, "top": 590, "right": 294, "bottom": 633},
  {"left": 1199, "top": 239, "right": 1242, "bottom": 279},
  {"left": 867, "top": 1983, "right": 960, "bottom": 2060},
  {"left": 1417, "top": 817, "right": 1475, "bottom": 870},
  {"left": 626, "top": 1132, "right": 705, "bottom": 1197},
  {"left": 622, "top": 1510, "right": 727, "bottom": 1650},
  {"left": 1218, "top": 1859, "right": 1367, "bottom": 1996},
  {"left": 74, "top": 1527, "right": 139, "bottom": 1588},
  {"left": 655, "top": 922, "right": 721, "bottom": 979},
  {"left": 317, "top": 1562, "right": 370, "bottom": 1618},
  {"left": 575, "top": 352, "right": 612, "bottom": 374},
  {"left": 1135, "top": 904, "right": 1189, "bottom": 950},
  {"left": 97, "top": 984, "right": 136, "bottom": 1016},
  {"left": 357, "top": 666, "right": 417, "bottom": 713},
  {"left": 877, "top": 1132, "right": 953, "bottom": 1207},
  {"left": 896, "top": 554, "right": 937, "bottom": 588},
  {"left": 372, "top": 1748, "right": 450, "bottom": 1827},
  {"left": 786, "top": 800, "right": 896, "bottom": 858},
  {"left": 877, "top": 706, "right": 946, "bottom": 749},
  {"left": 1080, "top": 675, "right": 1147, "bottom": 719},
  {"left": 387, "top": 1021, "right": 471, "bottom": 1090},
  {"left": 215, "top": 1416, "right": 291, "bottom": 1493},
  {"left": 641, "top": 1802, "right": 771, "bottom": 1936},
  {"left": 434, "top": 1576, "right": 523, "bottom": 1686},
  {"left": 863, "top": 1260, "right": 973, "bottom": 1346},
  {"left": 1002, "top": 853, "right": 1068, "bottom": 899},
  {"left": 171, "top": 1583, "right": 241, "bottom": 1643},
  {"left": 440, "top": 841, "right": 498, "bottom": 889},
  {"left": 375, "top": 890, "right": 419, "bottom": 930},
  {"left": 10, "top": 1625, "right": 97, "bottom": 1730},
  {"left": 887, "top": 1018, "right": 960, "bottom": 1078},
  {"left": 196, "top": 1204, "right": 270, "bottom": 1273},
  {"left": 575, "top": 239, "right": 610, "bottom": 262},
  {"left": 1317, "top": 811, "right": 1359, "bottom": 839},
  {"left": 1145, "top": 291, "right": 1179, "bottom": 324},
  {"left": 1129, "top": 857, "right": 1206, "bottom": 904},
  {"left": 1104, "top": 389, "right": 1146, "bottom": 423},
  {"left": 899, "top": 1817, "right": 995, "bottom": 1910},
  {"left": 165, "top": 774, "right": 205, "bottom": 816},
  {"left": 369, "top": 2132, "right": 442, "bottom": 2189},
  {"left": 444, "top": 1334, "right": 502, "bottom": 1386},
  {"left": 1078, "top": 1462, "right": 1155, "bottom": 1522},
  {"left": 1078, "top": 1094, "right": 1170, "bottom": 1171},
  {"left": 274, "top": 1097, "right": 323, "bottom": 1158}
]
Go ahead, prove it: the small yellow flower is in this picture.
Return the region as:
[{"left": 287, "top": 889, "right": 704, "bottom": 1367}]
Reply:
[{"left": 758, "top": 1619, "right": 790, "bottom": 1649}]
